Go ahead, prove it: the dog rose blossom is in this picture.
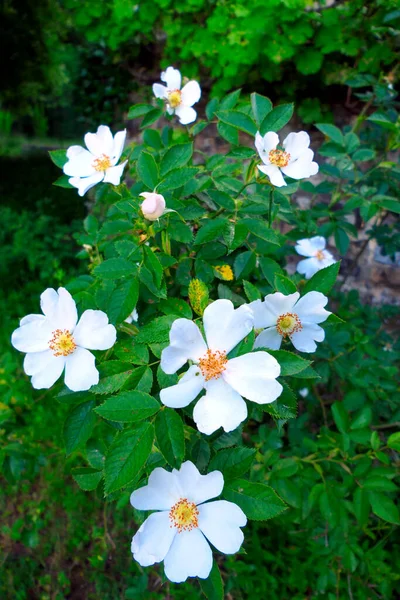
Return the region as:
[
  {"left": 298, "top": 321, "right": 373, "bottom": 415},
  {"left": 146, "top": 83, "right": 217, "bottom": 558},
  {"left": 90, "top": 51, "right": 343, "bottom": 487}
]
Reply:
[
  {"left": 11, "top": 287, "right": 116, "bottom": 391},
  {"left": 250, "top": 291, "right": 331, "bottom": 353},
  {"left": 160, "top": 299, "right": 282, "bottom": 435},
  {"left": 140, "top": 192, "right": 166, "bottom": 220},
  {"left": 130, "top": 461, "right": 247, "bottom": 583},
  {"left": 256, "top": 131, "right": 318, "bottom": 187},
  {"left": 295, "top": 236, "right": 336, "bottom": 279},
  {"left": 153, "top": 66, "right": 201, "bottom": 125},
  {"left": 63, "top": 125, "right": 127, "bottom": 196}
]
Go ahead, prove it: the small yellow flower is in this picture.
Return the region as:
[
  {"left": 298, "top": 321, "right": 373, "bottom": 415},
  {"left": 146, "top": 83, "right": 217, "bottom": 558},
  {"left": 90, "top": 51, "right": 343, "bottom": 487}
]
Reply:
[{"left": 214, "top": 265, "right": 234, "bottom": 281}]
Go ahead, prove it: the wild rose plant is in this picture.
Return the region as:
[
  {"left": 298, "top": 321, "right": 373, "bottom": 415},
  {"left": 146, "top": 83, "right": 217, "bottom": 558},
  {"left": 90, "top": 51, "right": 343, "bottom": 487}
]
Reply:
[{"left": 13, "top": 66, "right": 349, "bottom": 591}]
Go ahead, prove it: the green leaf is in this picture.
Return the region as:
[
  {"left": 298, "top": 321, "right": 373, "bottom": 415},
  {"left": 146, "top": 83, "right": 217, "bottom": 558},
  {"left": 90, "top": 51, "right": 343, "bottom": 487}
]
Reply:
[
  {"left": 141, "top": 108, "right": 163, "bottom": 128},
  {"left": 128, "top": 103, "right": 154, "bottom": 119},
  {"left": 93, "top": 258, "right": 138, "bottom": 280},
  {"left": 303, "top": 262, "right": 341, "bottom": 294},
  {"left": 194, "top": 218, "right": 229, "bottom": 246},
  {"left": 251, "top": 93, "right": 273, "bottom": 128},
  {"left": 53, "top": 175, "right": 73, "bottom": 188},
  {"left": 259, "top": 381, "right": 297, "bottom": 420},
  {"left": 104, "top": 423, "right": 154, "bottom": 494},
  {"left": 158, "top": 167, "right": 198, "bottom": 192},
  {"left": 220, "top": 89, "right": 241, "bottom": 110},
  {"left": 158, "top": 298, "right": 192, "bottom": 319},
  {"left": 315, "top": 123, "right": 344, "bottom": 146},
  {"left": 49, "top": 149, "right": 68, "bottom": 168},
  {"left": 135, "top": 315, "right": 176, "bottom": 345},
  {"left": 95, "top": 391, "right": 160, "bottom": 423},
  {"left": 209, "top": 447, "right": 256, "bottom": 482},
  {"left": 217, "top": 121, "right": 238, "bottom": 145},
  {"left": 240, "top": 218, "right": 280, "bottom": 245},
  {"left": 352, "top": 148, "right": 376, "bottom": 162},
  {"left": 106, "top": 278, "right": 139, "bottom": 324},
  {"left": 243, "top": 280, "right": 261, "bottom": 302},
  {"left": 137, "top": 151, "right": 159, "bottom": 190},
  {"left": 207, "top": 189, "right": 235, "bottom": 211},
  {"left": 267, "top": 350, "right": 311, "bottom": 376},
  {"left": 144, "top": 245, "right": 164, "bottom": 288},
  {"left": 215, "top": 110, "right": 257, "bottom": 136},
  {"left": 155, "top": 408, "right": 185, "bottom": 468},
  {"left": 199, "top": 561, "right": 224, "bottom": 600},
  {"left": 353, "top": 488, "right": 370, "bottom": 528},
  {"left": 260, "top": 104, "right": 294, "bottom": 136},
  {"left": 363, "top": 476, "right": 398, "bottom": 493},
  {"left": 64, "top": 400, "right": 96, "bottom": 455},
  {"left": 234, "top": 251, "right": 256, "bottom": 279},
  {"left": 332, "top": 402, "right": 349, "bottom": 433},
  {"left": 72, "top": 467, "right": 103, "bottom": 491},
  {"left": 223, "top": 479, "right": 287, "bottom": 520},
  {"left": 274, "top": 273, "right": 297, "bottom": 294},
  {"left": 387, "top": 432, "right": 400, "bottom": 451},
  {"left": 259, "top": 257, "right": 283, "bottom": 287},
  {"left": 160, "top": 143, "right": 193, "bottom": 176},
  {"left": 368, "top": 491, "right": 400, "bottom": 525}
]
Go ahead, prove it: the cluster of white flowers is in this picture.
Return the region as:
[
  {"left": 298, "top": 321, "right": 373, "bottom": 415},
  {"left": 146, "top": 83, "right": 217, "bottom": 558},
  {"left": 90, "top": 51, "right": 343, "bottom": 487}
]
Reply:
[{"left": 10, "top": 65, "right": 342, "bottom": 585}]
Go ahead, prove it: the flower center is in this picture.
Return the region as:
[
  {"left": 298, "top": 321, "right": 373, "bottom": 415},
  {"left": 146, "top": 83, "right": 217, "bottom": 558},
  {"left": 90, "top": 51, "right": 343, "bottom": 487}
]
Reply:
[
  {"left": 268, "top": 149, "right": 290, "bottom": 168},
  {"left": 315, "top": 250, "right": 325, "bottom": 261},
  {"left": 198, "top": 349, "right": 228, "bottom": 381},
  {"left": 169, "top": 498, "right": 199, "bottom": 533},
  {"left": 167, "top": 89, "right": 182, "bottom": 109},
  {"left": 92, "top": 154, "right": 111, "bottom": 172},
  {"left": 276, "top": 313, "right": 302, "bottom": 337},
  {"left": 49, "top": 329, "right": 76, "bottom": 357}
]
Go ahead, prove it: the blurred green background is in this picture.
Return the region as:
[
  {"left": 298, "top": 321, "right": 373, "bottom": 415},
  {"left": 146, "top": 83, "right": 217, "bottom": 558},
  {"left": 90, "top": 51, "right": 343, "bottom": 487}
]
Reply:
[{"left": 1, "top": 1, "right": 399, "bottom": 599}]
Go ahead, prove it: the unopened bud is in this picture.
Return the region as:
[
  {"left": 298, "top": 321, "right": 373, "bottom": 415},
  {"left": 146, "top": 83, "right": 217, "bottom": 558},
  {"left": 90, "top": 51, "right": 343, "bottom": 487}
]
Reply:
[{"left": 140, "top": 192, "right": 166, "bottom": 221}]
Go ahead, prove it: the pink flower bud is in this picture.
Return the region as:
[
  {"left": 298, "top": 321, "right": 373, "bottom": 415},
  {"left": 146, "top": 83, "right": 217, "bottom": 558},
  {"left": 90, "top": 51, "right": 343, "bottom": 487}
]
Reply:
[{"left": 140, "top": 192, "right": 166, "bottom": 221}]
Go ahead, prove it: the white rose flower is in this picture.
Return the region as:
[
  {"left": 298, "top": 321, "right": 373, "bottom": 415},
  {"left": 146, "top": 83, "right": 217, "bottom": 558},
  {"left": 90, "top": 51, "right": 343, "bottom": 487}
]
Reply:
[
  {"left": 63, "top": 125, "right": 127, "bottom": 196},
  {"left": 153, "top": 66, "right": 201, "bottom": 125},
  {"left": 140, "top": 192, "right": 166, "bottom": 221},
  {"left": 250, "top": 291, "right": 331, "bottom": 353},
  {"left": 11, "top": 287, "right": 116, "bottom": 391},
  {"left": 295, "top": 236, "right": 336, "bottom": 279},
  {"left": 130, "top": 461, "right": 247, "bottom": 583},
  {"left": 256, "top": 130, "right": 318, "bottom": 188},
  {"left": 125, "top": 308, "right": 139, "bottom": 324},
  {"left": 160, "top": 299, "right": 283, "bottom": 435}
]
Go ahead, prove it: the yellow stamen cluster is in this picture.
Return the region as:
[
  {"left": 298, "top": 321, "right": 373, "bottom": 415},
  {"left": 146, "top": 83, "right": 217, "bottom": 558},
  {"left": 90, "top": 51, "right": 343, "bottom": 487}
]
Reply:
[
  {"left": 214, "top": 265, "right": 234, "bottom": 281},
  {"left": 276, "top": 313, "right": 302, "bottom": 337},
  {"left": 169, "top": 498, "right": 199, "bottom": 533},
  {"left": 49, "top": 329, "right": 76, "bottom": 357},
  {"left": 315, "top": 250, "right": 325, "bottom": 261},
  {"left": 198, "top": 349, "right": 228, "bottom": 381},
  {"left": 269, "top": 149, "right": 290, "bottom": 168},
  {"left": 92, "top": 154, "right": 112, "bottom": 172},
  {"left": 167, "top": 89, "right": 182, "bottom": 109}
]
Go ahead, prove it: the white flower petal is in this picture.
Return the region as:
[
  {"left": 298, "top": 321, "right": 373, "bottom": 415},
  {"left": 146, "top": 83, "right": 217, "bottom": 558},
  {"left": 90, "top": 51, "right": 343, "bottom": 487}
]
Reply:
[
  {"left": 296, "top": 257, "right": 320, "bottom": 279},
  {"left": 203, "top": 300, "right": 254, "bottom": 354},
  {"left": 290, "top": 323, "right": 325, "bottom": 353},
  {"left": 181, "top": 81, "right": 201, "bottom": 107},
  {"left": 198, "top": 500, "right": 246, "bottom": 554},
  {"left": 130, "top": 467, "right": 181, "bottom": 511},
  {"left": 103, "top": 161, "right": 127, "bottom": 185},
  {"left": 73, "top": 310, "right": 116, "bottom": 350},
  {"left": 161, "top": 66, "right": 182, "bottom": 90},
  {"left": 161, "top": 319, "right": 207, "bottom": 374},
  {"left": 66, "top": 145, "right": 87, "bottom": 159},
  {"left": 23, "top": 351, "right": 66, "bottom": 389},
  {"left": 63, "top": 148, "right": 96, "bottom": 178},
  {"left": 295, "top": 236, "right": 326, "bottom": 256},
  {"left": 193, "top": 377, "right": 248, "bottom": 435},
  {"left": 258, "top": 164, "right": 286, "bottom": 187},
  {"left": 84, "top": 125, "right": 114, "bottom": 157},
  {"left": 112, "top": 129, "right": 126, "bottom": 163},
  {"left": 19, "top": 314, "right": 46, "bottom": 326},
  {"left": 320, "top": 252, "right": 336, "bottom": 269},
  {"left": 11, "top": 319, "right": 53, "bottom": 353},
  {"left": 160, "top": 366, "right": 205, "bottom": 409},
  {"left": 251, "top": 292, "right": 300, "bottom": 330},
  {"left": 223, "top": 351, "right": 282, "bottom": 405},
  {"left": 248, "top": 299, "right": 275, "bottom": 329},
  {"left": 48, "top": 287, "right": 78, "bottom": 331},
  {"left": 294, "top": 291, "right": 331, "bottom": 324},
  {"left": 255, "top": 131, "right": 279, "bottom": 163},
  {"left": 40, "top": 288, "right": 59, "bottom": 317},
  {"left": 64, "top": 347, "right": 99, "bottom": 392},
  {"left": 164, "top": 529, "right": 212, "bottom": 583},
  {"left": 175, "top": 105, "right": 197, "bottom": 125},
  {"left": 68, "top": 172, "right": 105, "bottom": 197},
  {"left": 153, "top": 83, "right": 168, "bottom": 99},
  {"left": 254, "top": 327, "right": 282, "bottom": 350},
  {"left": 282, "top": 131, "right": 311, "bottom": 161},
  {"left": 281, "top": 148, "right": 318, "bottom": 180},
  {"left": 131, "top": 511, "right": 176, "bottom": 567},
  {"left": 173, "top": 461, "right": 224, "bottom": 505}
]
